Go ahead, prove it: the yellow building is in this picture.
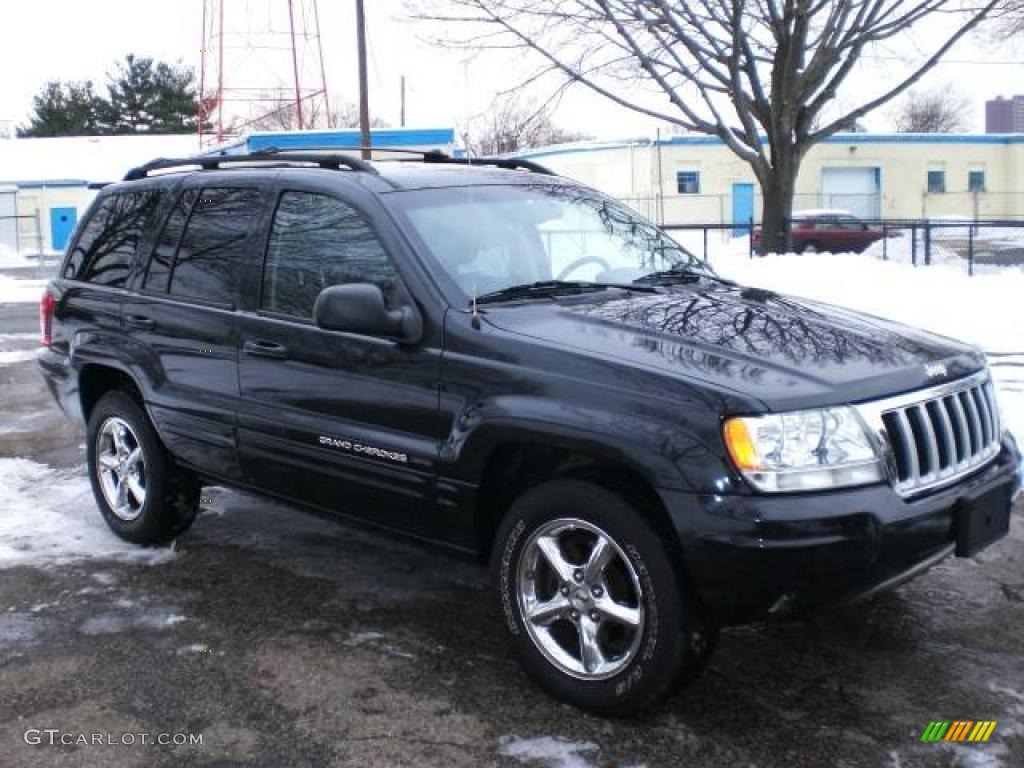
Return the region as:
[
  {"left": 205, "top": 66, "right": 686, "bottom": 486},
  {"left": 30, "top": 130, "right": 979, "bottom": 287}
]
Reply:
[{"left": 516, "top": 133, "right": 1024, "bottom": 227}]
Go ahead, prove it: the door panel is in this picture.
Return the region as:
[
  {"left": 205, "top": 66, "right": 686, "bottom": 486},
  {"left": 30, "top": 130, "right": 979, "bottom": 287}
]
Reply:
[
  {"left": 236, "top": 188, "right": 445, "bottom": 537},
  {"left": 120, "top": 294, "right": 242, "bottom": 479},
  {"left": 125, "top": 184, "right": 268, "bottom": 480},
  {"left": 237, "top": 315, "right": 444, "bottom": 535}
]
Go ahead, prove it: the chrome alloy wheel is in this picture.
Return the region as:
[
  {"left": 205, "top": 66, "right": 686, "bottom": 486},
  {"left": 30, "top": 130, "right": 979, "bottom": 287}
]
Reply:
[
  {"left": 517, "top": 518, "right": 645, "bottom": 680},
  {"left": 96, "top": 416, "right": 147, "bottom": 521}
]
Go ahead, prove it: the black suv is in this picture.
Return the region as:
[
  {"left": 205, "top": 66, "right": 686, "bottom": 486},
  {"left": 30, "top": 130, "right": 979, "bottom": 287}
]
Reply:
[{"left": 39, "top": 151, "right": 1020, "bottom": 715}]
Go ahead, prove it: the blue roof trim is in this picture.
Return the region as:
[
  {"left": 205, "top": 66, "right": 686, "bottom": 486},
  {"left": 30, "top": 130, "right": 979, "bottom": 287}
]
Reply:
[
  {"left": 4, "top": 179, "right": 90, "bottom": 189},
  {"left": 517, "top": 132, "right": 1024, "bottom": 159},
  {"left": 247, "top": 128, "right": 455, "bottom": 152}
]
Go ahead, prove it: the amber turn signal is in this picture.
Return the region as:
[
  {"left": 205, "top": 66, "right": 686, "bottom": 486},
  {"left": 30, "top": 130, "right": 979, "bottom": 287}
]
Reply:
[{"left": 723, "top": 417, "right": 761, "bottom": 471}]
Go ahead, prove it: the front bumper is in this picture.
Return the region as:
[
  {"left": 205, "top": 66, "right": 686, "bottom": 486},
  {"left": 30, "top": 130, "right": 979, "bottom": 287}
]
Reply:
[{"left": 663, "top": 435, "right": 1020, "bottom": 625}]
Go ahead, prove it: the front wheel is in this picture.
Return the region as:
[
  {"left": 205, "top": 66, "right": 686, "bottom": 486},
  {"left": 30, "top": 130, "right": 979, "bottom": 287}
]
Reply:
[{"left": 492, "top": 479, "right": 712, "bottom": 715}]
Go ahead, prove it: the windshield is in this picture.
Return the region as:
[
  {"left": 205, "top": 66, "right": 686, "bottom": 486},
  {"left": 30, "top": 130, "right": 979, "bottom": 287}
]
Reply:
[{"left": 385, "top": 182, "right": 711, "bottom": 300}]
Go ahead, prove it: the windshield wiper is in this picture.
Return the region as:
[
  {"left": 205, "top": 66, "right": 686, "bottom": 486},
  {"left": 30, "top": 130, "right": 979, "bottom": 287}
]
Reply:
[
  {"left": 633, "top": 265, "right": 735, "bottom": 286},
  {"left": 474, "top": 280, "right": 609, "bottom": 305}
]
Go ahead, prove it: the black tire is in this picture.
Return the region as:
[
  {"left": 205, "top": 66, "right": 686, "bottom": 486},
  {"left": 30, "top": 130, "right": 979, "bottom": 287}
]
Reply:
[
  {"left": 799, "top": 240, "right": 821, "bottom": 254},
  {"left": 86, "top": 390, "right": 200, "bottom": 545},
  {"left": 492, "top": 478, "right": 712, "bottom": 715}
]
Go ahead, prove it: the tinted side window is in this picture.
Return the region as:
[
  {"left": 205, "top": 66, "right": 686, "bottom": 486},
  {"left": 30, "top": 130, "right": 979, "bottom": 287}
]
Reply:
[
  {"left": 261, "top": 191, "right": 398, "bottom": 319},
  {"left": 166, "top": 187, "right": 263, "bottom": 304},
  {"left": 144, "top": 189, "right": 197, "bottom": 293},
  {"left": 63, "top": 190, "right": 162, "bottom": 286}
]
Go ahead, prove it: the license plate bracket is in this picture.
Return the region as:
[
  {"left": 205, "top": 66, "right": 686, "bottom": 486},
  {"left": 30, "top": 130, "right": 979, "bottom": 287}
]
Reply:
[{"left": 955, "top": 486, "right": 1012, "bottom": 557}]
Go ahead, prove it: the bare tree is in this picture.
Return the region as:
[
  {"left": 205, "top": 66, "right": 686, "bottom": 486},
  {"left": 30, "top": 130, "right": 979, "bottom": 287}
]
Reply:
[
  {"left": 418, "top": 1, "right": 999, "bottom": 252},
  {"left": 893, "top": 87, "right": 971, "bottom": 132},
  {"left": 247, "top": 94, "right": 389, "bottom": 132},
  {"left": 990, "top": 0, "right": 1024, "bottom": 39},
  {"left": 472, "top": 95, "right": 590, "bottom": 155}
]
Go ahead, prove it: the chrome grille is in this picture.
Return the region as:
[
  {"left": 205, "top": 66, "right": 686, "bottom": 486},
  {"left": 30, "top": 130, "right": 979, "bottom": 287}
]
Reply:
[{"left": 856, "top": 373, "right": 1002, "bottom": 497}]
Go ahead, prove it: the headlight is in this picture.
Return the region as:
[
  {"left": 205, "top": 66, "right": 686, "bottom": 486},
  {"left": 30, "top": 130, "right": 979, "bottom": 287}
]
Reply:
[{"left": 723, "top": 407, "right": 883, "bottom": 492}]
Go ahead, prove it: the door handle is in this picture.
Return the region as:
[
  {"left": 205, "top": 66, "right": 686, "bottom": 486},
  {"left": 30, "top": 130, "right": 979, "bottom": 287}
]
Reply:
[
  {"left": 243, "top": 340, "right": 288, "bottom": 359},
  {"left": 124, "top": 315, "right": 154, "bottom": 330}
]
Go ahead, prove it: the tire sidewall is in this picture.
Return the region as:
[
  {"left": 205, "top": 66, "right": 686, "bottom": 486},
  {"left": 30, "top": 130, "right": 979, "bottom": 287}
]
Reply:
[
  {"left": 86, "top": 391, "right": 171, "bottom": 544},
  {"left": 493, "top": 479, "right": 687, "bottom": 714}
]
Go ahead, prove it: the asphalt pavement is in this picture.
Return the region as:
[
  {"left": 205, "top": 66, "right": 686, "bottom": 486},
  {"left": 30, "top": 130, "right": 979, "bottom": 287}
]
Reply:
[{"left": 0, "top": 295, "right": 1022, "bottom": 768}]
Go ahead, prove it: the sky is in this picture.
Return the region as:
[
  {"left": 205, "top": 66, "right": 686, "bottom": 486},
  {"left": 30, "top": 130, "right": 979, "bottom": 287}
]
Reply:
[{"left": 0, "top": 0, "right": 1021, "bottom": 141}]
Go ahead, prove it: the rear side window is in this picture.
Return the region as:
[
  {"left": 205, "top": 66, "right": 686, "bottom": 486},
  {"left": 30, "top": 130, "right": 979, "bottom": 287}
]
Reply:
[
  {"left": 261, "top": 191, "right": 398, "bottom": 319},
  {"left": 144, "top": 189, "right": 197, "bottom": 292},
  {"left": 62, "top": 190, "right": 162, "bottom": 286},
  {"left": 143, "top": 187, "right": 263, "bottom": 304}
]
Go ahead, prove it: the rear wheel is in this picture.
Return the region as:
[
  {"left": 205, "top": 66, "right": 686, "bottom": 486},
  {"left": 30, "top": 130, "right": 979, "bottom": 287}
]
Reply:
[
  {"left": 492, "top": 478, "right": 712, "bottom": 715},
  {"left": 87, "top": 391, "right": 199, "bottom": 545},
  {"left": 799, "top": 240, "right": 821, "bottom": 254}
]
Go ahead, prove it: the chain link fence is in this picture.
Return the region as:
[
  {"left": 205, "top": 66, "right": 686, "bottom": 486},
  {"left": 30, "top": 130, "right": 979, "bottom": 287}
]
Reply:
[
  {"left": 661, "top": 218, "right": 1024, "bottom": 277},
  {"left": 621, "top": 192, "right": 1024, "bottom": 228},
  {"left": 0, "top": 212, "right": 54, "bottom": 276}
]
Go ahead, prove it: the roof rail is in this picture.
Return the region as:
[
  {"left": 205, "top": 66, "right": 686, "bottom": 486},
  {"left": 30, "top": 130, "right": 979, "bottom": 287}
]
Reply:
[
  {"left": 252, "top": 145, "right": 557, "bottom": 176},
  {"left": 122, "top": 151, "right": 377, "bottom": 181}
]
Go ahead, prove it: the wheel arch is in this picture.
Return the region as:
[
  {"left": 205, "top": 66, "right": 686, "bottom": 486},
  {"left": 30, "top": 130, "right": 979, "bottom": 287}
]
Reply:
[
  {"left": 473, "top": 440, "right": 696, "bottom": 601},
  {"left": 79, "top": 363, "right": 146, "bottom": 423}
]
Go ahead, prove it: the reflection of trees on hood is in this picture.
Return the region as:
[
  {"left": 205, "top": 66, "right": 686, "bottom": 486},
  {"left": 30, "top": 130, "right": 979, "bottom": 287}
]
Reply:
[{"left": 573, "top": 291, "right": 921, "bottom": 368}]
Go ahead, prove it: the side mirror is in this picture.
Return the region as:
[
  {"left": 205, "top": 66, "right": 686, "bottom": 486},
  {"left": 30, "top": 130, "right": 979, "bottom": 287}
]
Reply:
[{"left": 313, "top": 283, "right": 422, "bottom": 344}]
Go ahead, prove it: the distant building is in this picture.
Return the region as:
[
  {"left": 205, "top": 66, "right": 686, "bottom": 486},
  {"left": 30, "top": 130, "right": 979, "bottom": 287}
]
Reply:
[
  {"left": 0, "top": 134, "right": 199, "bottom": 253},
  {"left": 213, "top": 127, "right": 456, "bottom": 157},
  {"left": 986, "top": 95, "right": 1024, "bottom": 134},
  {"left": 0, "top": 128, "right": 456, "bottom": 254},
  {"left": 515, "top": 133, "right": 1024, "bottom": 226}
]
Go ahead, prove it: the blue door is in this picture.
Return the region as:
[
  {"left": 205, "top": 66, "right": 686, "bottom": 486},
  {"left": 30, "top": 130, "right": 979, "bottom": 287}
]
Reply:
[
  {"left": 731, "top": 183, "right": 754, "bottom": 236},
  {"left": 50, "top": 207, "right": 78, "bottom": 251}
]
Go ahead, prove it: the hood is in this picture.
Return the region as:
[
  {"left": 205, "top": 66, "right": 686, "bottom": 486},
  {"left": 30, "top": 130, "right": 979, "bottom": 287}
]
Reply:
[{"left": 482, "top": 283, "right": 985, "bottom": 411}]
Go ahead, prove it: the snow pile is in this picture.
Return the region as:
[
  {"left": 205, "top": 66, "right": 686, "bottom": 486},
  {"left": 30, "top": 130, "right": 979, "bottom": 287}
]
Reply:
[
  {"left": 0, "top": 275, "right": 47, "bottom": 304},
  {"left": 713, "top": 251, "right": 1023, "bottom": 444},
  {"left": 0, "top": 459, "right": 177, "bottom": 569},
  {"left": 861, "top": 231, "right": 961, "bottom": 266},
  {"left": 0, "top": 348, "right": 40, "bottom": 365},
  {"left": 498, "top": 736, "right": 600, "bottom": 768},
  {"left": 0, "top": 244, "right": 34, "bottom": 268}
]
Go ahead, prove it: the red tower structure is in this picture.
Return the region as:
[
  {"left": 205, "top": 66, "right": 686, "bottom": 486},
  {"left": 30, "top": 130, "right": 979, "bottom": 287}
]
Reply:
[{"left": 198, "top": 0, "right": 333, "bottom": 148}]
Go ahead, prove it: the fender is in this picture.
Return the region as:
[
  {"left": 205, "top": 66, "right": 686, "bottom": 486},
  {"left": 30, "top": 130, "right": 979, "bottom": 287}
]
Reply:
[{"left": 439, "top": 394, "right": 739, "bottom": 494}]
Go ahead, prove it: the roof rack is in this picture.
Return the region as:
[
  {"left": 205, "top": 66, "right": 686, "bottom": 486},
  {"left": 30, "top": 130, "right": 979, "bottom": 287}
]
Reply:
[
  {"left": 253, "top": 145, "right": 556, "bottom": 176},
  {"left": 122, "top": 151, "right": 377, "bottom": 181}
]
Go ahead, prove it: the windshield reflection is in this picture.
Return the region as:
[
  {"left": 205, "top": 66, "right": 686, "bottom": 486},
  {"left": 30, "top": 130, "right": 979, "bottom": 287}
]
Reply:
[{"left": 386, "top": 182, "right": 710, "bottom": 300}]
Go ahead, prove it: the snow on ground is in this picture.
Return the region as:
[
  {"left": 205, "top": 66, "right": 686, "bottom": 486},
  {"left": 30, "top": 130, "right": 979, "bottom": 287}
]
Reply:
[
  {"left": 0, "top": 348, "right": 40, "bottom": 365},
  {"left": 79, "top": 608, "right": 186, "bottom": 635},
  {"left": 0, "top": 458, "right": 177, "bottom": 569},
  {"left": 0, "top": 275, "right": 47, "bottom": 304},
  {"left": 712, "top": 250, "right": 1024, "bottom": 446},
  {"left": 498, "top": 735, "right": 600, "bottom": 768},
  {"left": 0, "top": 244, "right": 35, "bottom": 269}
]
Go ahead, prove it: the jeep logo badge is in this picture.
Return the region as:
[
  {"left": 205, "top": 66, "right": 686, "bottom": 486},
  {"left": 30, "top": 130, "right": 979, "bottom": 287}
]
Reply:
[{"left": 924, "top": 362, "right": 948, "bottom": 379}]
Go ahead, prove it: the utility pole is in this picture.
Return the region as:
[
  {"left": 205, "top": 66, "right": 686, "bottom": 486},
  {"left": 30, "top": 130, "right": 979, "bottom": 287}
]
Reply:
[
  {"left": 400, "top": 75, "right": 406, "bottom": 128},
  {"left": 355, "top": 0, "right": 371, "bottom": 159}
]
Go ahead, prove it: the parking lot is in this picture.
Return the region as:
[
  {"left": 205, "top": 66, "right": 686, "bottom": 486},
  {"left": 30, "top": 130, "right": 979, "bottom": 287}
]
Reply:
[{"left": 1, "top": 293, "right": 1023, "bottom": 768}]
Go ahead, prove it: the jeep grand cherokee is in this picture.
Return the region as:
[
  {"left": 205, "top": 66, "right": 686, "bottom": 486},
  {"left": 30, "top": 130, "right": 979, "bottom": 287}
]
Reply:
[{"left": 38, "top": 150, "right": 1020, "bottom": 715}]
